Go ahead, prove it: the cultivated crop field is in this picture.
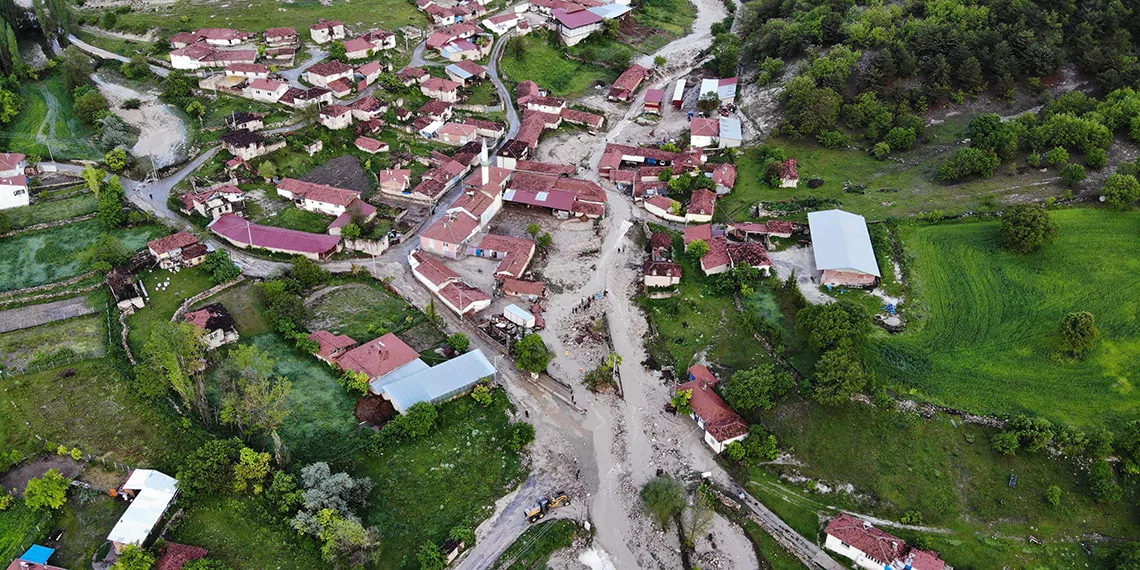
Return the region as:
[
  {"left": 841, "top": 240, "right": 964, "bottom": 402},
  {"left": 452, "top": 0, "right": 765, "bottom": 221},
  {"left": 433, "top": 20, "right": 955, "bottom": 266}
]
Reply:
[
  {"left": 870, "top": 209, "right": 1140, "bottom": 428},
  {"left": 0, "top": 314, "right": 105, "bottom": 372},
  {"left": 2, "top": 192, "right": 98, "bottom": 231},
  {"left": 0, "top": 220, "right": 165, "bottom": 292},
  {"left": 306, "top": 281, "right": 435, "bottom": 342}
]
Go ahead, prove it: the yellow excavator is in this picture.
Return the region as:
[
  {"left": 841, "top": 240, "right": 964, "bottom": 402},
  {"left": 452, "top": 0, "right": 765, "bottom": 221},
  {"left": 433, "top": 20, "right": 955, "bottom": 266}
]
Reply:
[{"left": 523, "top": 491, "right": 570, "bottom": 523}]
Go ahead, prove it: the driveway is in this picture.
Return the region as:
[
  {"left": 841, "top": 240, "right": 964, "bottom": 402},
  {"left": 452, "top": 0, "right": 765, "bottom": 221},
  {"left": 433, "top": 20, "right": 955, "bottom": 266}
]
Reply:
[{"left": 0, "top": 297, "right": 96, "bottom": 334}]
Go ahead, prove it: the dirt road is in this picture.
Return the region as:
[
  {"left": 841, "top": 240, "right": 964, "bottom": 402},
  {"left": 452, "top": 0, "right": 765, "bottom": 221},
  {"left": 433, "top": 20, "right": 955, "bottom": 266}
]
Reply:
[{"left": 0, "top": 296, "right": 96, "bottom": 334}]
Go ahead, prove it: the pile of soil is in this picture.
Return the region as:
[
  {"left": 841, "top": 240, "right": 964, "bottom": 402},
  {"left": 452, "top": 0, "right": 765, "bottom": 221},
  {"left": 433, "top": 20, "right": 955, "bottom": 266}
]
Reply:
[
  {"left": 355, "top": 395, "right": 398, "bottom": 428},
  {"left": 301, "top": 155, "right": 370, "bottom": 194}
]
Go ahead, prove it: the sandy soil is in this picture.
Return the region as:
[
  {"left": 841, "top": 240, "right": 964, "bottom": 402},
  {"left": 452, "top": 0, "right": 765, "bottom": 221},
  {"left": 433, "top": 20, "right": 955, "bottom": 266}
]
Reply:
[
  {"left": 637, "top": 0, "right": 728, "bottom": 71},
  {"left": 92, "top": 71, "right": 189, "bottom": 169},
  {"left": 767, "top": 245, "right": 832, "bottom": 305},
  {"left": 691, "top": 512, "right": 761, "bottom": 569}
]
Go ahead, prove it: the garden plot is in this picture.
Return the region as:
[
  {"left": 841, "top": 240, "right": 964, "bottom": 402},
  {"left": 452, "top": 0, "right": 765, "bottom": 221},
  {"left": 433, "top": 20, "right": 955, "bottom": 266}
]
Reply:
[
  {"left": 306, "top": 282, "right": 428, "bottom": 341},
  {"left": 871, "top": 209, "right": 1140, "bottom": 428},
  {"left": 0, "top": 313, "right": 104, "bottom": 371}
]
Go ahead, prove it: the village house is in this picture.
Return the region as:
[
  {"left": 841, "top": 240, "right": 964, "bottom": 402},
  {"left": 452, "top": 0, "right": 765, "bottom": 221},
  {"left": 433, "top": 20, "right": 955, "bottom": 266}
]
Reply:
[
  {"left": 482, "top": 12, "right": 520, "bottom": 35},
  {"left": 608, "top": 64, "right": 650, "bottom": 101},
  {"left": 350, "top": 95, "right": 388, "bottom": 121},
  {"left": 779, "top": 158, "right": 799, "bottom": 188},
  {"left": 808, "top": 209, "right": 881, "bottom": 287},
  {"left": 361, "top": 29, "right": 397, "bottom": 50},
  {"left": 355, "top": 136, "right": 389, "bottom": 154},
  {"left": 327, "top": 78, "right": 353, "bottom": 98},
  {"left": 265, "top": 47, "right": 296, "bottom": 66},
  {"left": 516, "top": 80, "right": 544, "bottom": 106},
  {"left": 824, "top": 513, "right": 947, "bottom": 570},
  {"left": 686, "top": 188, "right": 717, "bottom": 223},
  {"left": 700, "top": 237, "right": 772, "bottom": 276},
  {"left": 223, "top": 112, "right": 263, "bottom": 132},
  {"left": 357, "top": 61, "right": 385, "bottom": 86},
  {"left": 184, "top": 303, "right": 240, "bottom": 349},
  {"left": 644, "top": 89, "right": 664, "bottom": 114},
  {"left": 147, "top": 232, "right": 207, "bottom": 269},
  {"left": 445, "top": 60, "right": 487, "bottom": 86},
  {"left": 169, "top": 28, "right": 253, "bottom": 48},
  {"left": 277, "top": 178, "right": 365, "bottom": 217},
  {"left": 107, "top": 470, "right": 180, "bottom": 553},
  {"left": 224, "top": 62, "right": 269, "bottom": 79},
  {"left": 471, "top": 234, "right": 535, "bottom": 279},
  {"left": 6, "top": 545, "right": 67, "bottom": 569},
  {"left": 305, "top": 60, "right": 354, "bottom": 88},
  {"left": 643, "top": 260, "right": 682, "bottom": 288},
  {"left": 310, "top": 19, "right": 346, "bottom": 44},
  {"left": 308, "top": 330, "right": 358, "bottom": 364},
  {"left": 426, "top": 22, "right": 481, "bottom": 50},
  {"left": 398, "top": 66, "right": 429, "bottom": 86},
  {"left": 418, "top": 99, "right": 454, "bottom": 121},
  {"left": 502, "top": 277, "right": 545, "bottom": 302},
  {"left": 344, "top": 37, "right": 376, "bottom": 60},
  {"left": 378, "top": 169, "right": 413, "bottom": 196},
  {"left": 0, "top": 152, "right": 29, "bottom": 210},
  {"left": 221, "top": 129, "right": 285, "bottom": 160},
  {"left": 463, "top": 117, "right": 505, "bottom": 140},
  {"left": 526, "top": 95, "right": 566, "bottom": 114},
  {"left": 711, "top": 163, "right": 737, "bottom": 194},
  {"left": 597, "top": 143, "right": 705, "bottom": 182},
  {"left": 643, "top": 196, "right": 683, "bottom": 222},
  {"left": 245, "top": 78, "right": 289, "bottom": 103},
  {"left": 265, "top": 27, "right": 298, "bottom": 47},
  {"left": 332, "top": 332, "right": 422, "bottom": 383},
  {"left": 178, "top": 185, "right": 244, "bottom": 219},
  {"left": 440, "top": 38, "right": 490, "bottom": 62},
  {"left": 699, "top": 77, "right": 739, "bottom": 105},
  {"left": 280, "top": 86, "right": 334, "bottom": 108},
  {"left": 419, "top": 209, "right": 481, "bottom": 258},
  {"left": 169, "top": 43, "right": 257, "bottom": 70},
  {"left": 421, "top": 77, "right": 463, "bottom": 102},
  {"left": 209, "top": 213, "right": 342, "bottom": 259},
  {"left": 553, "top": 7, "right": 603, "bottom": 45},
  {"left": 676, "top": 365, "right": 749, "bottom": 453},
  {"left": 503, "top": 171, "right": 607, "bottom": 219},
  {"left": 495, "top": 138, "right": 530, "bottom": 169},
  {"left": 437, "top": 122, "right": 480, "bottom": 146},
  {"left": 408, "top": 251, "right": 493, "bottom": 316},
  {"left": 318, "top": 104, "right": 354, "bottom": 130},
  {"left": 650, "top": 231, "right": 673, "bottom": 261},
  {"left": 689, "top": 116, "right": 742, "bottom": 149}
]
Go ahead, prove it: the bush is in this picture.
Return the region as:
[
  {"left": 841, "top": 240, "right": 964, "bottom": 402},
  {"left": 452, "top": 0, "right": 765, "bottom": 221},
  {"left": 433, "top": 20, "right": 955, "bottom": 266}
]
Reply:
[
  {"left": 1060, "top": 163, "right": 1087, "bottom": 187},
  {"left": 991, "top": 431, "right": 1020, "bottom": 455},
  {"left": 1045, "top": 485, "right": 1062, "bottom": 507},
  {"left": 1102, "top": 173, "right": 1140, "bottom": 209},
  {"left": 203, "top": 250, "right": 241, "bottom": 284},
  {"left": 1059, "top": 311, "right": 1099, "bottom": 357},
  {"left": 1089, "top": 460, "right": 1122, "bottom": 503},
  {"left": 871, "top": 142, "right": 891, "bottom": 160},
  {"left": 936, "top": 147, "right": 1000, "bottom": 181},
  {"left": 999, "top": 204, "right": 1058, "bottom": 254},
  {"left": 471, "top": 383, "right": 492, "bottom": 407},
  {"left": 514, "top": 334, "right": 552, "bottom": 374},
  {"left": 0, "top": 490, "right": 13, "bottom": 511},
  {"left": 816, "top": 130, "right": 848, "bottom": 148},
  {"left": 505, "top": 422, "right": 536, "bottom": 451},
  {"left": 1086, "top": 147, "right": 1108, "bottom": 169},
  {"left": 1046, "top": 146, "right": 1069, "bottom": 166},
  {"left": 25, "top": 469, "right": 70, "bottom": 510},
  {"left": 639, "top": 475, "right": 686, "bottom": 529},
  {"left": 722, "top": 441, "right": 746, "bottom": 462},
  {"left": 448, "top": 332, "right": 470, "bottom": 353}
]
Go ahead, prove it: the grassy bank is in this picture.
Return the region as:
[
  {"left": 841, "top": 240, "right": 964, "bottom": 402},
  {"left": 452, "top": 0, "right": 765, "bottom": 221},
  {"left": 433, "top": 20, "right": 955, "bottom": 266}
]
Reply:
[
  {"left": 500, "top": 34, "right": 618, "bottom": 97},
  {"left": 871, "top": 209, "right": 1140, "bottom": 428},
  {"left": 0, "top": 220, "right": 165, "bottom": 292},
  {"left": 494, "top": 519, "right": 583, "bottom": 569},
  {"left": 0, "top": 74, "right": 101, "bottom": 160},
  {"left": 1, "top": 192, "right": 97, "bottom": 230}
]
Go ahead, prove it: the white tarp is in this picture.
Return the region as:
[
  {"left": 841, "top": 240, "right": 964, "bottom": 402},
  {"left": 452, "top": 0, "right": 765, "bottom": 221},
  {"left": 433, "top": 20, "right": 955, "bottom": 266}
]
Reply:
[{"left": 807, "top": 209, "right": 881, "bottom": 277}]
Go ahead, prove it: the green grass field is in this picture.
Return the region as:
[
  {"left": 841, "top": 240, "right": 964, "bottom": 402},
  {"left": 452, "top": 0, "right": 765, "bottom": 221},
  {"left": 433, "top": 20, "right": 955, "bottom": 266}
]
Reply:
[
  {"left": 256, "top": 206, "right": 333, "bottom": 234},
  {"left": 0, "top": 359, "right": 201, "bottom": 466},
  {"left": 0, "top": 314, "right": 105, "bottom": 372},
  {"left": 721, "top": 138, "right": 1062, "bottom": 222},
  {"left": 501, "top": 34, "right": 618, "bottom": 97},
  {"left": 248, "top": 333, "right": 367, "bottom": 465},
  {"left": 870, "top": 209, "right": 1140, "bottom": 428},
  {"left": 194, "top": 281, "right": 270, "bottom": 337},
  {"left": 2, "top": 192, "right": 98, "bottom": 230},
  {"left": 357, "top": 390, "right": 527, "bottom": 570},
  {"left": 51, "top": 494, "right": 128, "bottom": 569},
  {"left": 306, "top": 281, "right": 429, "bottom": 342},
  {"left": 0, "top": 220, "right": 165, "bottom": 292},
  {"left": 0, "top": 74, "right": 101, "bottom": 160},
  {"left": 631, "top": 0, "right": 696, "bottom": 51},
  {"left": 170, "top": 495, "right": 325, "bottom": 569},
  {"left": 638, "top": 230, "right": 775, "bottom": 373},
  {"left": 493, "top": 519, "right": 582, "bottom": 570},
  {"left": 754, "top": 398, "right": 1137, "bottom": 568},
  {"left": 466, "top": 80, "right": 500, "bottom": 107},
  {"left": 99, "top": 0, "right": 425, "bottom": 38},
  {"left": 126, "top": 264, "right": 215, "bottom": 352},
  {"left": 0, "top": 501, "right": 50, "bottom": 565}
]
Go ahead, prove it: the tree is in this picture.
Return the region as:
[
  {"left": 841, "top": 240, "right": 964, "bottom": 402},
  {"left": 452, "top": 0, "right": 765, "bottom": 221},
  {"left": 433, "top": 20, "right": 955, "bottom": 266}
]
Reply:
[
  {"left": 81, "top": 233, "right": 131, "bottom": 268},
  {"left": 177, "top": 438, "right": 244, "bottom": 497},
  {"left": 83, "top": 165, "right": 105, "bottom": 195},
  {"left": 120, "top": 54, "right": 151, "bottom": 80},
  {"left": 0, "top": 88, "right": 23, "bottom": 125},
  {"left": 783, "top": 75, "right": 841, "bottom": 136},
  {"left": 936, "top": 147, "right": 1000, "bottom": 181},
  {"left": 471, "top": 383, "right": 492, "bottom": 406},
  {"left": 97, "top": 176, "right": 127, "bottom": 227},
  {"left": 135, "top": 321, "right": 205, "bottom": 409},
  {"left": 161, "top": 71, "right": 195, "bottom": 101},
  {"left": 1047, "top": 146, "right": 1069, "bottom": 166},
  {"left": 681, "top": 488, "right": 714, "bottom": 547},
  {"left": 74, "top": 89, "right": 110, "bottom": 125},
  {"left": 219, "top": 344, "right": 293, "bottom": 441},
  {"left": 722, "top": 441, "right": 746, "bottom": 462},
  {"left": 24, "top": 469, "right": 69, "bottom": 510},
  {"left": 999, "top": 204, "right": 1058, "bottom": 254},
  {"left": 1089, "top": 460, "right": 1122, "bottom": 503},
  {"left": 968, "top": 114, "right": 1020, "bottom": 159},
  {"left": 1045, "top": 485, "right": 1062, "bottom": 507},
  {"left": 0, "top": 490, "right": 13, "bottom": 511},
  {"left": 203, "top": 250, "right": 241, "bottom": 284},
  {"left": 1059, "top": 311, "right": 1099, "bottom": 358},
  {"left": 1060, "top": 163, "right": 1087, "bottom": 188},
  {"left": 258, "top": 160, "right": 278, "bottom": 181},
  {"left": 990, "top": 430, "right": 1020, "bottom": 456},
  {"left": 298, "top": 462, "right": 374, "bottom": 514},
  {"left": 232, "top": 447, "right": 272, "bottom": 494},
  {"left": 60, "top": 46, "right": 94, "bottom": 89},
  {"left": 812, "top": 346, "right": 868, "bottom": 405},
  {"left": 290, "top": 256, "right": 331, "bottom": 289},
  {"left": 697, "top": 92, "right": 720, "bottom": 116},
  {"left": 654, "top": 55, "right": 666, "bottom": 68},
  {"left": 112, "top": 545, "right": 156, "bottom": 570},
  {"left": 957, "top": 56, "right": 984, "bottom": 94},
  {"left": 341, "top": 223, "right": 361, "bottom": 239},
  {"left": 505, "top": 422, "right": 535, "bottom": 451},
  {"left": 871, "top": 142, "right": 891, "bottom": 160},
  {"left": 448, "top": 333, "right": 470, "bottom": 353},
  {"left": 293, "top": 508, "right": 382, "bottom": 567},
  {"left": 417, "top": 541, "right": 446, "bottom": 570},
  {"left": 339, "top": 370, "right": 371, "bottom": 395},
  {"left": 536, "top": 232, "right": 553, "bottom": 249},
  {"left": 710, "top": 33, "right": 741, "bottom": 77},
  {"left": 686, "top": 239, "right": 709, "bottom": 258},
  {"left": 1086, "top": 147, "right": 1108, "bottom": 169},
  {"left": 795, "top": 301, "right": 870, "bottom": 351},
  {"left": 186, "top": 100, "right": 206, "bottom": 125},
  {"left": 514, "top": 334, "right": 551, "bottom": 374},
  {"left": 639, "top": 475, "right": 686, "bottom": 529},
  {"left": 104, "top": 148, "right": 129, "bottom": 172},
  {"left": 740, "top": 426, "right": 780, "bottom": 460},
  {"left": 884, "top": 127, "right": 916, "bottom": 152},
  {"left": 525, "top": 223, "right": 541, "bottom": 238},
  {"left": 329, "top": 41, "right": 347, "bottom": 62},
  {"left": 266, "top": 471, "right": 304, "bottom": 516},
  {"left": 723, "top": 364, "right": 794, "bottom": 416},
  {"left": 671, "top": 389, "right": 693, "bottom": 416},
  {"left": 1102, "top": 173, "right": 1140, "bottom": 210}
]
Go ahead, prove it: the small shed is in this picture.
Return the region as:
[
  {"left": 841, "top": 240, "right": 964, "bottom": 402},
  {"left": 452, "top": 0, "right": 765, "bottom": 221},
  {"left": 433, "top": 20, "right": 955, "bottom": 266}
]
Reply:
[
  {"left": 503, "top": 303, "right": 536, "bottom": 329},
  {"left": 672, "top": 79, "right": 685, "bottom": 108},
  {"left": 644, "top": 89, "right": 665, "bottom": 115}
]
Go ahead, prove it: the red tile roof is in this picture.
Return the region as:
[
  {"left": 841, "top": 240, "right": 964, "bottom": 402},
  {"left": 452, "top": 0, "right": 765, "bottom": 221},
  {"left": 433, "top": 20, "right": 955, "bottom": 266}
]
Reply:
[
  {"left": 439, "top": 281, "right": 490, "bottom": 313},
  {"left": 514, "top": 160, "right": 574, "bottom": 176},
  {"left": 344, "top": 37, "right": 373, "bottom": 54},
  {"left": 308, "top": 330, "right": 358, "bottom": 359},
  {"left": 688, "top": 188, "right": 717, "bottom": 216},
  {"left": 825, "top": 513, "right": 908, "bottom": 566},
  {"left": 357, "top": 61, "right": 384, "bottom": 77},
  {"left": 553, "top": 7, "right": 602, "bottom": 28},
  {"left": 503, "top": 277, "right": 546, "bottom": 297},
  {"left": 516, "top": 80, "right": 541, "bottom": 104},
  {"left": 209, "top": 213, "right": 342, "bottom": 255},
  {"left": 154, "top": 542, "right": 209, "bottom": 570},
  {"left": 412, "top": 179, "right": 447, "bottom": 201},
  {"left": 278, "top": 178, "right": 360, "bottom": 206},
  {"left": 700, "top": 237, "right": 731, "bottom": 272},
  {"left": 411, "top": 250, "right": 460, "bottom": 287},
  {"left": 379, "top": 169, "right": 412, "bottom": 188},
  {"left": 422, "top": 76, "right": 461, "bottom": 93},
  {"left": 650, "top": 232, "right": 673, "bottom": 251},
  {"left": 453, "top": 59, "right": 486, "bottom": 76},
  {"left": 421, "top": 211, "right": 480, "bottom": 245},
  {"left": 226, "top": 62, "right": 269, "bottom": 74},
  {"left": 336, "top": 332, "right": 421, "bottom": 379},
  {"left": 0, "top": 152, "right": 26, "bottom": 171},
  {"left": 712, "top": 163, "right": 737, "bottom": 188},
  {"left": 265, "top": 27, "right": 298, "bottom": 39},
  {"left": 327, "top": 78, "right": 353, "bottom": 95},
  {"left": 398, "top": 67, "right": 428, "bottom": 80},
  {"left": 148, "top": 231, "right": 199, "bottom": 255},
  {"left": 478, "top": 234, "right": 535, "bottom": 277},
  {"left": 307, "top": 60, "right": 353, "bottom": 77},
  {"left": 351, "top": 96, "right": 386, "bottom": 112},
  {"left": 183, "top": 303, "right": 234, "bottom": 332},
  {"left": 249, "top": 78, "right": 286, "bottom": 92},
  {"left": 560, "top": 108, "right": 604, "bottom": 129},
  {"left": 644, "top": 260, "right": 682, "bottom": 278},
  {"left": 765, "top": 220, "right": 794, "bottom": 235},
  {"left": 726, "top": 240, "right": 771, "bottom": 268},
  {"left": 691, "top": 117, "right": 720, "bottom": 137},
  {"left": 683, "top": 224, "right": 712, "bottom": 245},
  {"left": 608, "top": 64, "right": 650, "bottom": 100},
  {"left": 677, "top": 366, "right": 748, "bottom": 441},
  {"left": 310, "top": 20, "right": 344, "bottom": 31},
  {"left": 355, "top": 136, "right": 388, "bottom": 153},
  {"left": 319, "top": 103, "right": 352, "bottom": 117},
  {"left": 780, "top": 158, "right": 798, "bottom": 180},
  {"left": 645, "top": 89, "right": 665, "bottom": 103}
]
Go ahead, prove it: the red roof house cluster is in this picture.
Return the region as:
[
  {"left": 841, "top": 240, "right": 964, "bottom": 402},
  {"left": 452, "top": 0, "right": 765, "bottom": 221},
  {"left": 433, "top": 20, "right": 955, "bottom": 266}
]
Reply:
[
  {"left": 608, "top": 64, "right": 651, "bottom": 101},
  {"left": 824, "top": 513, "right": 947, "bottom": 570},
  {"left": 676, "top": 365, "right": 749, "bottom": 449}
]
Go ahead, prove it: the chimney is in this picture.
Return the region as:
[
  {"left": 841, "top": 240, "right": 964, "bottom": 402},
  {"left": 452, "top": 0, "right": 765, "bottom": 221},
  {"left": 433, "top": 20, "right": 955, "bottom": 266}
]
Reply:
[{"left": 480, "top": 139, "right": 489, "bottom": 186}]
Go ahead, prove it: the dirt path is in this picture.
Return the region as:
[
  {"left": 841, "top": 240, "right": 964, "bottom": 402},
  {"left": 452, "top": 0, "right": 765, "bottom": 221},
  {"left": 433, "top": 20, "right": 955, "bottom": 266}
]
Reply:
[
  {"left": 0, "top": 296, "right": 96, "bottom": 334},
  {"left": 0, "top": 456, "right": 84, "bottom": 497},
  {"left": 92, "top": 71, "right": 189, "bottom": 168}
]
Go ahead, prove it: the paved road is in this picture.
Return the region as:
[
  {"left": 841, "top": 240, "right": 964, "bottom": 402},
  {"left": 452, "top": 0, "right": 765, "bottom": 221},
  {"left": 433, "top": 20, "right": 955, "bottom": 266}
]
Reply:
[
  {"left": 0, "top": 297, "right": 96, "bottom": 334},
  {"left": 67, "top": 34, "right": 169, "bottom": 77},
  {"left": 732, "top": 483, "right": 848, "bottom": 570},
  {"left": 487, "top": 31, "right": 521, "bottom": 139},
  {"left": 278, "top": 46, "right": 329, "bottom": 88}
]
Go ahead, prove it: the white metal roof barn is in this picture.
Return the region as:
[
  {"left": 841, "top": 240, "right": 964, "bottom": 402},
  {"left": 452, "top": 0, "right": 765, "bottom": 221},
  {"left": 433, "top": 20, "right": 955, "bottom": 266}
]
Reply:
[{"left": 807, "top": 209, "right": 881, "bottom": 277}]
